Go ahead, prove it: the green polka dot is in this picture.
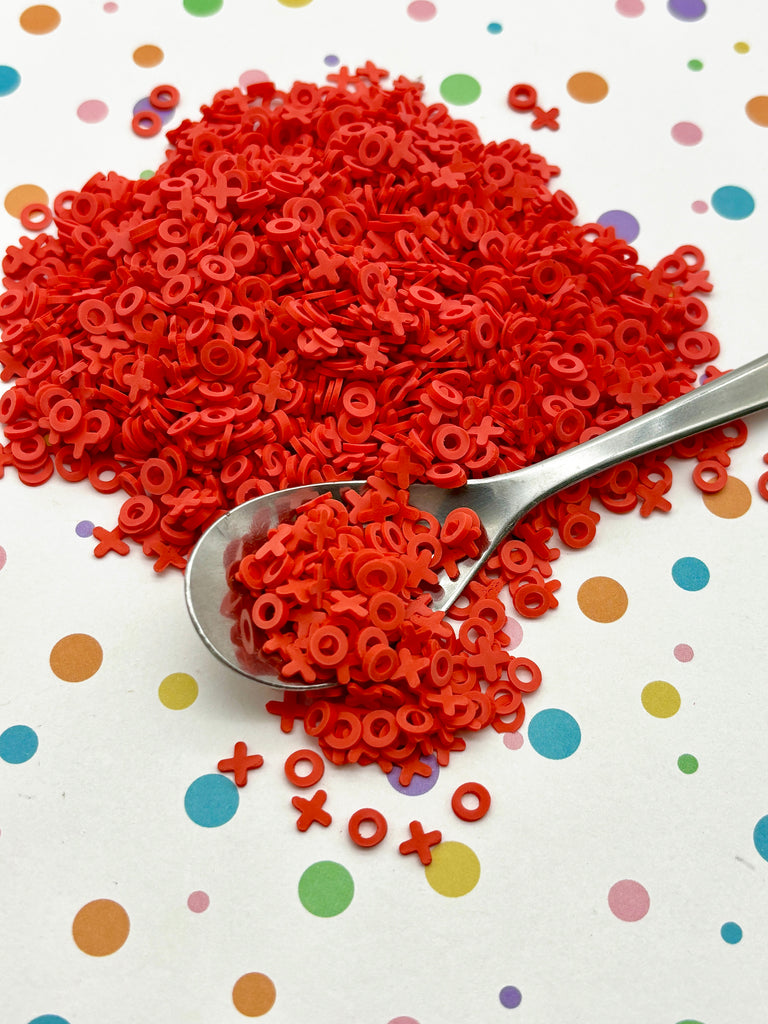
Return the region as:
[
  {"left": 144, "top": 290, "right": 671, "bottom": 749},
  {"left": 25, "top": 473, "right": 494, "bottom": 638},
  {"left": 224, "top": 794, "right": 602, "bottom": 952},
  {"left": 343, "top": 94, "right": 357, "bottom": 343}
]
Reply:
[
  {"left": 439, "top": 74, "right": 481, "bottom": 105},
  {"left": 183, "top": 0, "right": 223, "bottom": 15},
  {"left": 139, "top": 169, "right": 155, "bottom": 179},
  {"left": 677, "top": 753, "right": 698, "bottom": 774},
  {"left": 298, "top": 861, "right": 354, "bottom": 917},
  {"left": 158, "top": 672, "right": 198, "bottom": 709},
  {"left": 687, "top": 59, "right": 703, "bottom": 71}
]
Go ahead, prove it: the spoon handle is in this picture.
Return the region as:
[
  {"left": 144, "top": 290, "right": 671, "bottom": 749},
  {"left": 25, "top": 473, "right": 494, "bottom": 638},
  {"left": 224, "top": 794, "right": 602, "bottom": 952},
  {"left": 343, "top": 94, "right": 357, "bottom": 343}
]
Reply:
[{"left": 509, "top": 351, "right": 768, "bottom": 509}]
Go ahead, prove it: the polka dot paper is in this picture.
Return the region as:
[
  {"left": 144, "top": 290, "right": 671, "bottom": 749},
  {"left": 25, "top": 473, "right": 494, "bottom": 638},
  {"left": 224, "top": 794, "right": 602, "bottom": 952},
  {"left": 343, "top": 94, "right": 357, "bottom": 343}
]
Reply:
[{"left": 1, "top": 2, "right": 767, "bottom": 1022}]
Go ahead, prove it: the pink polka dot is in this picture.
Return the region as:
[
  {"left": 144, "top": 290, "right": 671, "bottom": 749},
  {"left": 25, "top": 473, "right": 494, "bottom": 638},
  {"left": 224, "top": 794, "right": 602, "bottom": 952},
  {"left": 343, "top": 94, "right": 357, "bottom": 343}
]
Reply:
[
  {"left": 387, "top": 1018, "right": 421, "bottom": 1024},
  {"left": 407, "top": 1, "right": 436, "bottom": 21},
  {"left": 103, "top": 2, "right": 118, "bottom": 10},
  {"left": 691, "top": 200, "right": 708, "bottom": 213},
  {"left": 608, "top": 879, "right": 650, "bottom": 921},
  {"left": 187, "top": 890, "right": 210, "bottom": 913},
  {"left": 674, "top": 643, "right": 694, "bottom": 662},
  {"left": 238, "top": 69, "right": 269, "bottom": 91},
  {"left": 671, "top": 121, "right": 703, "bottom": 145},
  {"left": 0, "top": 546, "right": 6, "bottom": 571},
  {"left": 615, "top": 0, "right": 645, "bottom": 14},
  {"left": 506, "top": 617, "right": 523, "bottom": 651},
  {"left": 77, "top": 99, "right": 109, "bottom": 123},
  {"left": 503, "top": 732, "right": 524, "bottom": 750}
]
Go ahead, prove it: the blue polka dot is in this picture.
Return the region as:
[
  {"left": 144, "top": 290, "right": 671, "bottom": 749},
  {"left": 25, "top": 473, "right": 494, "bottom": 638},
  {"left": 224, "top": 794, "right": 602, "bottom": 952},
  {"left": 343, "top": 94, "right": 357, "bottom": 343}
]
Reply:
[
  {"left": 184, "top": 773, "right": 239, "bottom": 827},
  {"left": 27, "top": 1016, "right": 72, "bottom": 1024},
  {"left": 721, "top": 921, "right": 742, "bottom": 944},
  {"left": 0, "top": 725, "right": 39, "bottom": 764},
  {"left": 711, "top": 185, "right": 755, "bottom": 220},
  {"left": 753, "top": 814, "right": 768, "bottom": 861},
  {"left": 527, "top": 709, "right": 581, "bottom": 760},
  {"left": 487, "top": 22, "right": 503, "bottom": 34},
  {"left": 672, "top": 556, "right": 710, "bottom": 591},
  {"left": 0, "top": 66, "right": 21, "bottom": 96}
]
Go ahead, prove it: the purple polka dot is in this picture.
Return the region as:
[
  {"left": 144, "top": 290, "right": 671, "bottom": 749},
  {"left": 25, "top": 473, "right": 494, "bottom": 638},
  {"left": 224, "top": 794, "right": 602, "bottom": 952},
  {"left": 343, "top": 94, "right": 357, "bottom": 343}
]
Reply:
[
  {"left": 75, "top": 520, "right": 94, "bottom": 538},
  {"left": 133, "top": 97, "right": 175, "bottom": 125},
  {"left": 674, "top": 643, "right": 694, "bottom": 662},
  {"left": 667, "top": 0, "right": 706, "bottom": 20},
  {"left": 323, "top": 55, "right": 340, "bottom": 67},
  {"left": 597, "top": 209, "right": 640, "bottom": 243},
  {"left": 691, "top": 200, "right": 708, "bottom": 213},
  {"left": 500, "top": 985, "right": 522, "bottom": 1008},
  {"left": 77, "top": 99, "right": 109, "bottom": 123},
  {"left": 503, "top": 732, "right": 524, "bottom": 750},
  {"left": 187, "top": 890, "right": 210, "bottom": 912},
  {"left": 671, "top": 121, "right": 703, "bottom": 145},
  {"left": 387, "top": 753, "right": 439, "bottom": 794}
]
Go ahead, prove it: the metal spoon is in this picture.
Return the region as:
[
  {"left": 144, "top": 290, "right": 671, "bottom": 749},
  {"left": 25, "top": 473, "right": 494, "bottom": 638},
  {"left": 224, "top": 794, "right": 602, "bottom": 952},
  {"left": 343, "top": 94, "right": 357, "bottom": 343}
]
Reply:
[{"left": 185, "top": 352, "right": 768, "bottom": 689}]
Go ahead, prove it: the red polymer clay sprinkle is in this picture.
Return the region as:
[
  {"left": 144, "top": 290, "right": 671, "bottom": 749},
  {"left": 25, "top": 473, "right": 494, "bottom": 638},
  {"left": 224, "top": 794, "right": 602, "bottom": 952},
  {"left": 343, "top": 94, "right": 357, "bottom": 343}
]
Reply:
[{"left": 0, "top": 65, "right": 746, "bottom": 575}]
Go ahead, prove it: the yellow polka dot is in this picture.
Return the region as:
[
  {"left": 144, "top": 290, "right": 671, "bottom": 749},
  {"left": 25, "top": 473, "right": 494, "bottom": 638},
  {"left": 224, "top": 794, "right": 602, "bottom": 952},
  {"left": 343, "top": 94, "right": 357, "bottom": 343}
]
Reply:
[
  {"left": 4, "top": 183, "right": 49, "bottom": 218},
  {"left": 641, "top": 680, "right": 681, "bottom": 719},
  {"left": 567, "top": 72, "right": 609, "bottom": 103},
  {"left": 132, "top": 44, "right": 164, "bottom": 68},
  {"left": 49, "top": 634, "right": 103, "bottom": 682},
  {"left": 746, "top": 96, "right": 768, "bottom": 127},
  {"left": 734, "top": 41, "right": 750, "bottom": 54},
  {"left": 158, "top": 672, "right": 198, "bottom": 709},
  {"left": 577, "top": 576, "right": 628, "bottom": 622},
  {"left": 277, "top": 0, "right": 314, "bottom": 6},
  {"left": 72, "top": 899, "right": 130, "bottom": 956},
  {"left": 19, "top": 4, "right": 61, "bottom": 33},
  {"left": 232, "top": 972, "right": 277, "bottom": 1017},
  {"left": 702, "top": 475, "right": 751, "bottom": 519},
  {"left": 425, "top": 841, "right": 480, "bottom": 897}
]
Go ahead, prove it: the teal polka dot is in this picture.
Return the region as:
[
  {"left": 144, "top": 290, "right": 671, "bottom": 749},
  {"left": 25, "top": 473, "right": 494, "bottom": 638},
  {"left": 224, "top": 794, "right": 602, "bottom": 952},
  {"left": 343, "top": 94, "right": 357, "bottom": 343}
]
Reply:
[
  {"left": 487, "top": 22, "right": 503, "bottom": 34},
  {"left": 711, "top": 186, "right": 755, "bottom": 220},
  {"left": 27, "top": 1016, "right": 71, "bottom": 1024},
  {"left": 528, "top": 709, "right": 581, "bottom": 760},
  {"left": 753, "top": 814, "right": 768, "bottom": 861},
  {"left": 0, "top": 725, "right": 38, "bottom": 764},
  {"left": 672, "top": 557, "right": 710, "bottom": 591},
  {"left": 721, "top": 921, "right": 742, "bottom": 944},
  {"left": 184, "top": 773, "right": 239, "bottom": 827},
  {"left": 0, "top": 66, "right": 21, "bottom": 96}
]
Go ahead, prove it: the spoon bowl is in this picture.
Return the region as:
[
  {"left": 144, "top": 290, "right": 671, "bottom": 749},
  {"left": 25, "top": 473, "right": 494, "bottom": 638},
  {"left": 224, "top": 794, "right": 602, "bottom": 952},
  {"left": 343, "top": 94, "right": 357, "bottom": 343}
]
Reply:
[{"left": 185, "top": 352, "right": 768, "bottom": 689}]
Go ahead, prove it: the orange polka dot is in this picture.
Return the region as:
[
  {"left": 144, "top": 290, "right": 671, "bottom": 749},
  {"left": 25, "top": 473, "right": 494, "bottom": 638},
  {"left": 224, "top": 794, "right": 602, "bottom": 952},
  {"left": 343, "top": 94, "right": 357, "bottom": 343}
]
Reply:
[
  {"left": 19, "top": 4, "right": 61, "bottom": 33},
  {"left": 746, "top": 96, "right": 768, "bottom": 126},
  {"left": 72, "top": 899, "right": 130, "bottom": 956},
  {"left": 49, "top": 634, "right": 103, "bottom": 682},
  {"left": 567, "top": 72, "right": 609, "bottom": 103},
  {"left": 577, "top": 576, "right": 628, "bottom": 622},
  {"left": 232, "top": 973, "right": 277, "bottom": 1017},
  {"left": 702, "top": 475, "right": 752, "bottom": 519},
  {"left": 4, "top": 183, "right": 49, "bottom": 218},
  {"left": 133, "top": 44, "right": 164, "bottom": 68}
]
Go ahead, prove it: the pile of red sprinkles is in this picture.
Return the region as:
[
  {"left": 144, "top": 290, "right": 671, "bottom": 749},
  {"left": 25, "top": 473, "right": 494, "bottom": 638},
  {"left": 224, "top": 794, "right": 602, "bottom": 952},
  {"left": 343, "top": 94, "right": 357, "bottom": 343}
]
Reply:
[{"left": 0, "top": 64, "right": 749, "bottom": 772}]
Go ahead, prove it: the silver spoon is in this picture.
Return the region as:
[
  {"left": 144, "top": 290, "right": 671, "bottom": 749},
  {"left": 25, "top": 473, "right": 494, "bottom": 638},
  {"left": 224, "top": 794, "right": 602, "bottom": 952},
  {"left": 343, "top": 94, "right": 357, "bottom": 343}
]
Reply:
[{"left": 185, "top": 352, "right": 768, "bottom": 690}]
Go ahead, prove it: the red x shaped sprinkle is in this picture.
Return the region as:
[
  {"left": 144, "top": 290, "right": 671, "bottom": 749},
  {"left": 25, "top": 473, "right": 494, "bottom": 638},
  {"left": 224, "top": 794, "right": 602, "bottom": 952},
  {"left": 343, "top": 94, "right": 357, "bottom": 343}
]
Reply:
[
  {"left": 399, "top": 820, "right": 442, "bottom": 865},
  {"left": 292, "top": 789, "right": 332, "bottom": 831},
  {"left": 217, "top": 741, "right": 264, "bottom": 787}
]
